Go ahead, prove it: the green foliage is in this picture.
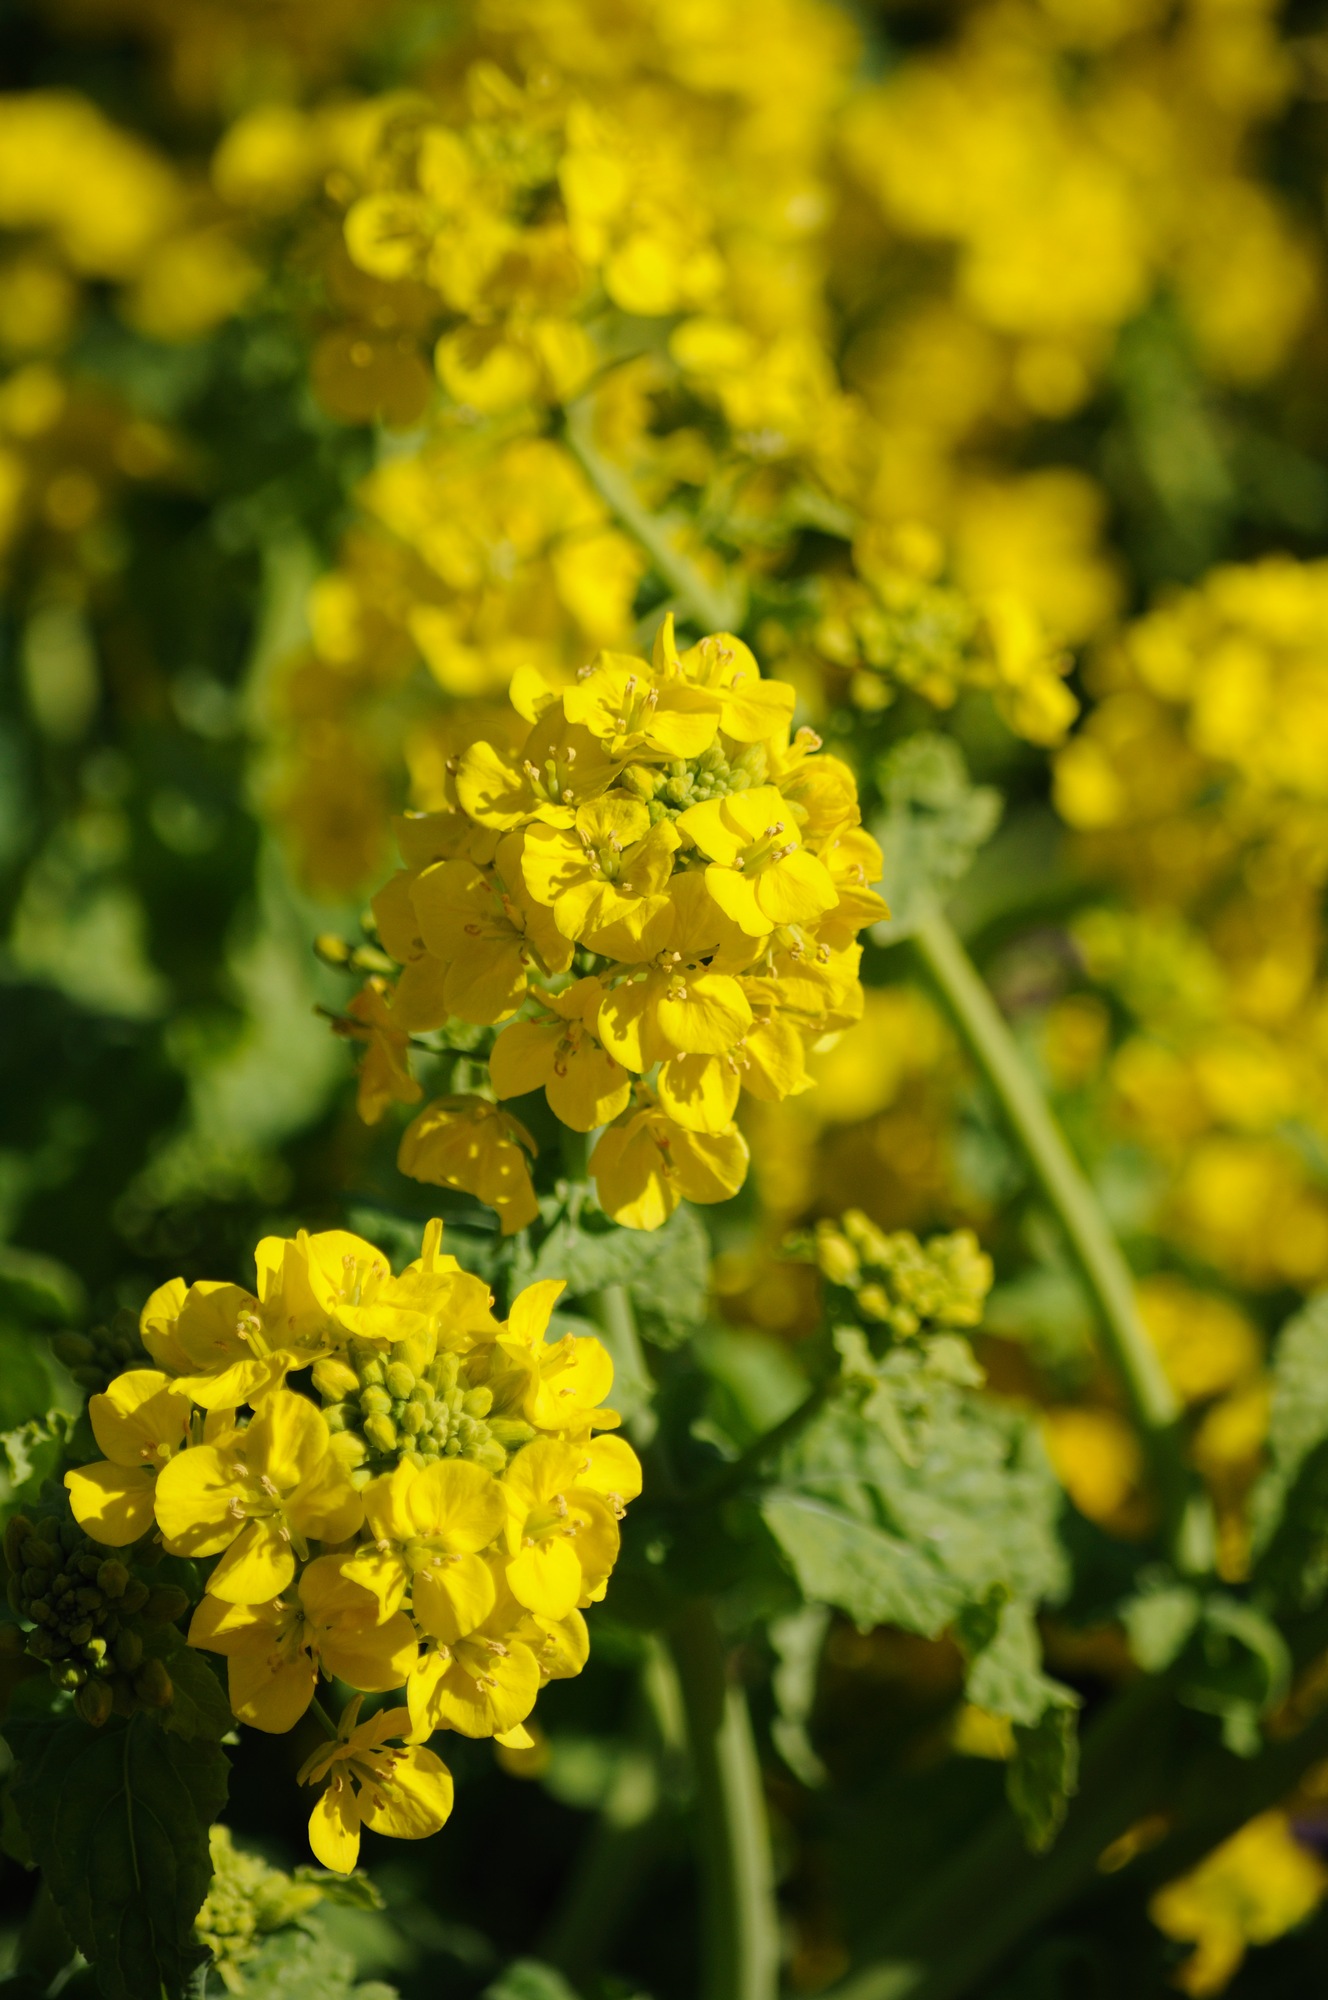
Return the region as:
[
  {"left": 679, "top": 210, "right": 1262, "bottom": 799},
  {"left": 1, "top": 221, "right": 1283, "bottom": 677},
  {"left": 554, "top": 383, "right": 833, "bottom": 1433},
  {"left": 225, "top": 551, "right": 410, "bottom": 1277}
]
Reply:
[
  {"left": 8, "top": 1712, "right": 228, "bottom": 2000},
  {"left": 520, "top": 1199, "right": 710, "bottom": 1347},
  {"left": 1006, "top": 1705, "right": 1080, "bottom": 1856},
  {"left": 219, "top": 1925, "right": 398, "bottom": 2000},
  {"left": 762, "top": 1346, "right": 1067, "bottom": 1722},
  {"left": 483, "top": 1962, "right": 582, "bottom": 2000},
  {"left": 1251, "top": 1292, "right": 1328, "bottom": 1608},
  {"left": 871, "top": 735, "right": 1002, "bottom": 940}
]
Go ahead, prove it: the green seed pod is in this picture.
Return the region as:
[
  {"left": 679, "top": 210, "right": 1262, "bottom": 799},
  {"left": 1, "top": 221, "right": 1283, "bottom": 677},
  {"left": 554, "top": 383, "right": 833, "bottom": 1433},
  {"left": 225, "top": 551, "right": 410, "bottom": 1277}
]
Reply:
[
  {"left": 76, "top": 1676, "right": 114, "bottom": 1727},
  {"left": 114, "top": 1629, "right": 144, "bottom": 1672},
  {"left": 133, "top": 1658, "right": 173, "bottom": 1709},
  {"left": 97, "top": 1559, "right": 129, "bottom": 1599},
  {"left": 363, "top": 1412, "right": 398, "bottom": 1455},
  {"left": 120, "top": 1579, "right": 149, "bottom": 1614},
  {"left": 386, "top": 1362, "right": 415, "bottom": 1400},
  {"left": 144, "top": 1586, "right": 189, "bottom": 1626}
]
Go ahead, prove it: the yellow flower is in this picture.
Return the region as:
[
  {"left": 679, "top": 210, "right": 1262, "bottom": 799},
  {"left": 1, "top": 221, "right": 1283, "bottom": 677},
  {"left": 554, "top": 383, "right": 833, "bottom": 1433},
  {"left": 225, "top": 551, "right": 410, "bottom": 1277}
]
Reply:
[
  {"left": 678, "top": 783, "right": 838, "bottom": 938},
  {"left": 1150, "top": 1811, "right": 1326, "bottom": 1995},
  {"left": 340, "top": 1457, "right": 506, "bottom": 1629},
  {"left": 397, "top": 1096, "right": 539, "bottom": 1235},
  {"left": 187, "top": 1554, "right": 418, "bottom": 1734},
  {"left": 501, "top": 1437, "right": 621, "bottom": 1619},
  {"left": 299, "top": 1698, "right": 454, "bottom": 1874},
  {"left": 490, "top": 979, "right": 632, "bottom": 1132},
  {"left": 409, "top": 834, "right": 574, "bottom": 1025},
  {"left": 455, "top": 717, "right": 620, "bottom": 832},
  {"left": 64, "top": 1369, "right": 193, "bottom": 1546},
  {"left": 154, "top": 1390, "right": 364, "bottom": 1602},
  {"left": 492, "top": 1281, "right": 620, "bottom": 1434},
  {"left": 407, "top": 1579, "right": 544, "bottom": 1741},
  {"left": 654, "top": 618, "right": 797, "bottom": 744},
  {"left": 562, "top": 649, "right": 720, "bottom": 762},
  {"left": 590, "top": 1093, "right": 750, "bottom": 1231},
  {"left": 519, "top": 796, "right": 679, "bottom": 954},
  {"left": 337, "top": 976, "right": 422, "bottom": 1125}
]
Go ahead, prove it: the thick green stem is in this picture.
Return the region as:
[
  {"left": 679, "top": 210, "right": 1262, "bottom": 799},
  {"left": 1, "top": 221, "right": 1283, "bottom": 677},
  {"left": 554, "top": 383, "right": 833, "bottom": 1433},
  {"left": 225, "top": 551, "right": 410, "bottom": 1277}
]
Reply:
[
  {"left": 668, "top": 1601, "right": 781, "bottom": 2000},
  {"left": 910, "top": 909, "right": 1195, "bottom": 1546},
  {"left": 562, "top": 404, "right": 746, "bottom": 633}
]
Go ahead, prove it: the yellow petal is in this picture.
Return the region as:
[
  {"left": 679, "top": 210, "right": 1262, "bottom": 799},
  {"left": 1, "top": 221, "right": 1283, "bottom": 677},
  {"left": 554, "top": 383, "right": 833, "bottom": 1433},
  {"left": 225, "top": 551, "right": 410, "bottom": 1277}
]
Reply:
[
  {"left": 490, "top": 1020, "right": 558, "bottom": 1100},
  {"left": 506, "top": 1536, "right": 583, "bottom": 1620},
  {"left": 703, "top": 865, "right": 772, "bottom": 937},
  {"left": 229, "top": 1652, "right": 317, "bottom": 1734},
  {"left": 412, "top": 1552, "right": 497, "bottom": 1642},
  {"left": 247, "top": 1391, "right": 329, "bottom": 1492},
  {"left": 64, "top": 1463, "right": 157, "bottom": 1547},
  {"left": 411, "top": 1457, "right": 508, "bottom": 1550},
  {"left": 658, "top": 1053, "right": 742, "bottom": 1133},
  {"left": 360, "top": 1745, "right": 455, "bottom": 1840},
  {"left": 755, "top": 847, "right": 837, "bottom": 927},
  {"left": 505, "top": 1279, "right": 567, "bottom": 1352},
  {"left": 207, "top": 1518, "right": 296, "bottom": 1604},
  {"left": 308, "top": 1777, "right": 361, "bottom": 1873},
  {"left": 154, "top": 1445, "right": 242, "bottom": 1556}
]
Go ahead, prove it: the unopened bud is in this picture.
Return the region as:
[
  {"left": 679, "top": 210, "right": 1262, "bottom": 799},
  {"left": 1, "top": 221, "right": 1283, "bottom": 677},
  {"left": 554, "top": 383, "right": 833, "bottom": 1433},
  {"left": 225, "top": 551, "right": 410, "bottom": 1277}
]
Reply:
[
  {"left": 97, "top": 1559, "right": 129, "bottom": 1599},
  {"left": 363, "top": 1413, "right": 398, "bottom": 1455},
  {"left": 144, "top": 1586, "right": 189, "bottom": 1627},
  {"left": 360, "top": 1386, "right": 392, "bottom": 1418},
  {"left": 3, "top": 1516, "right": 31, "bottom": 1570},
  {"left": 133, "top": 1659, "right": 173, "bottom": 1710},
  {"left": 113, "top": 1630, "right": 143, "bottom": 1673},
  {"left": 385, "top": 1363, "right": 415, "bottom": 1400},
  {"left": 120, "top": 1579, "right": 149, "bottom": 1614},
  {"left": 76, "top": 1677, "right": 114, "bottom": 1727}
]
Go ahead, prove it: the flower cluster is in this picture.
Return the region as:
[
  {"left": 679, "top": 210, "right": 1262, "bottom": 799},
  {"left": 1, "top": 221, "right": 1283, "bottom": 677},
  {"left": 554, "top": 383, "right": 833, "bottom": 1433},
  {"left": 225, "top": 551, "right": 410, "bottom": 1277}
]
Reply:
[
  {"left": 345, "top": 618, "right": 886, "bottom": 1231},
  {"left": 809, "top": 1211, "right": 993, "bottom": 1341},
  {"left": 62, "top": 1222, "right": 638, "bottom": 1869}
]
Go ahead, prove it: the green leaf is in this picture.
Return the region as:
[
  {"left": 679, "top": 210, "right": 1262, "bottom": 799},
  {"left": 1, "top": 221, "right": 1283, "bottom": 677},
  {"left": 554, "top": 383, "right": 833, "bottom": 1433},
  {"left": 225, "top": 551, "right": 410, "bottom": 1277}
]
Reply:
[
  {"left": 1121, "top": 1580, "right": 1202, "bottom": 1672},
  {"left": 483, "top": 1962, "right": 582, "bottom": 2000},
  {"left": 960, "top": 1600, "right": 1072, "bottom": 1728},
  {"left": 1006, "top": 1705, "right": 1080, "bottom": 1855},
  {"left": 9, "top": 1712, "right": 228, "bottom": 2000},
  {"left": 0, "top": 1247, "right": 84, "bottom": 1329},
  {"left": 145, "top": 1629, "right": 231, "bottom": 1743},
  {"left": 228, "top": 1924, "right": 398, "bottom": 2000},
  {"left": 871, "top": 734, "right": 1002, "bottom": 941},
  {"left": 0, "top": 1411, "right": 75, "bottom": 1516},
  {"left": 1176, "top": 1595, "right": 1291, "bottom": 1758},
  {"left": 525, "top": 1202, "right": 709, "bottom": 1346},
  {"left": 769, "top": 1604, "right": 830, "bottom": 1788},
  {"left": 761, "top": 1489, "right": 961, "bottom": 1635},
  {"left": 1252, "top": 1292, "right": 1328, "bottom": 1605}
]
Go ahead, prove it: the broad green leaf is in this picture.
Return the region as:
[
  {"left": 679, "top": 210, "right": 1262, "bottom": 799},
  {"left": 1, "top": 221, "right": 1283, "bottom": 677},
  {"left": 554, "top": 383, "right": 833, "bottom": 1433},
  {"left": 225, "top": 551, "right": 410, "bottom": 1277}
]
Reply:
[
  {"left": 526, "top": 1203, "right": 709, "bottom": 1347},
  {"left": 1121, "top": 1581, "right": 1202, "bottom": 1672},
  {"left": 1176, "top": 1594, "right": 1291, "bottom": 1758},
  {"left": 871, "top": 734, "right": 1002, "bottom": 941},
  {"left": 1006, "top": 1705, "right": 1080, "bottom": 1855},
  {"left": 9, "top": 1712, "right": 228, "bottom": 2000},
  {"left": 484, "top": 1961, "right": 581, "bottom": 2000},
  {"left": 761, "top": 1489, "right": 962, "bottom": 1635},
  {"left": 146, "top": 1629, "right": 232, "bottom": 1743}
]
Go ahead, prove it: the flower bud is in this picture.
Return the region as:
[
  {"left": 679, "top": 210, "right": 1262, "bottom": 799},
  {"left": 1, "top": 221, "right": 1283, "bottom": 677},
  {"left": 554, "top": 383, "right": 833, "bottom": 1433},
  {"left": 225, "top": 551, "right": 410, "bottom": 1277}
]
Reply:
[
  {"left": 386, "top": 1362, "right": 416, "bottom": 1400},
  {"left": 463, "top": 1387, "right": 493, "bottom": 1418},
  {"left": 133, "top": 1658, "right": 173, "bottom": 1709},
  {"left": 97, "top": 1559, "right": 129, "bottom": 1599},
  {"left": 360, "top": 1385, "right": 392, "bottom": 1418},
  {"left": 120, "top": 1579, "right": 149, "bottom": 1614},
  {"left": 363, "top": 1413, "right": 398, "bottom": 1455},
  {"left": 113, "top": 1629, "right": 143, "bottom": 1672},
  {"left": 400, "top": 1401, "right": 426, "bottom": 1436},
  {"left": 76, "top": 1676, "right": 114, "bottom": 1727},
  {"left": 144, "top": 1586, "right": 189, "bottom": 1626},
  {"left": 3, "top": 1516, "right": 31, "bottom": 1570}
]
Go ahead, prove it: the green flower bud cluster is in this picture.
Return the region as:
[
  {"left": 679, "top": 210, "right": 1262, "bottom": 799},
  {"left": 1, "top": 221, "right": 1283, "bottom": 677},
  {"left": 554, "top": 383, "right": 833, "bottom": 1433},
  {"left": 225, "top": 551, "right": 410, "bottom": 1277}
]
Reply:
[
  {"left": 51, "top": 1308, "right": 144, "bottom": 1394},
  {"left": 196, "top": 1825, "right": 327, "bottom": 1993},
  {"left": 2, "top": 1505, "right": 189, "bottom": 1724},
  {"left": 321, "top": 1339, "right": 535, "bottom": 1480},
  {"left": 811, "top": 1211, "right": 993, "bottom": 1339},
  {"left": 642, "top": 740, "right": 770, "bottom": 822},
  {"left": 844, "top": 577, "right": 977, "bottom": 707}
]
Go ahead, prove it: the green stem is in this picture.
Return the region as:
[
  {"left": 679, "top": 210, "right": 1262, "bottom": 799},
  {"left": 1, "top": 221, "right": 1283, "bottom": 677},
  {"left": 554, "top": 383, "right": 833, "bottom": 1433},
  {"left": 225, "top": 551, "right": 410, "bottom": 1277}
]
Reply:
[
  {"left": 684, "top": 1380, "right": 832, "bottom": 1509},
  {"left": 308, "top": 1696, "right": 339, "bottom": 1739},
  {"left": 910, "top": 909, "right": 1194, "bottom": 1545},
  {"left": 562, "top": 403, "right": 746, "bottom": 633},
  {"left": 668, "top": 1601, "right": 781, "bottom": 2000},
  {"left": 590, "top": 1281, "right": 659, "bottom": 1450}
]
